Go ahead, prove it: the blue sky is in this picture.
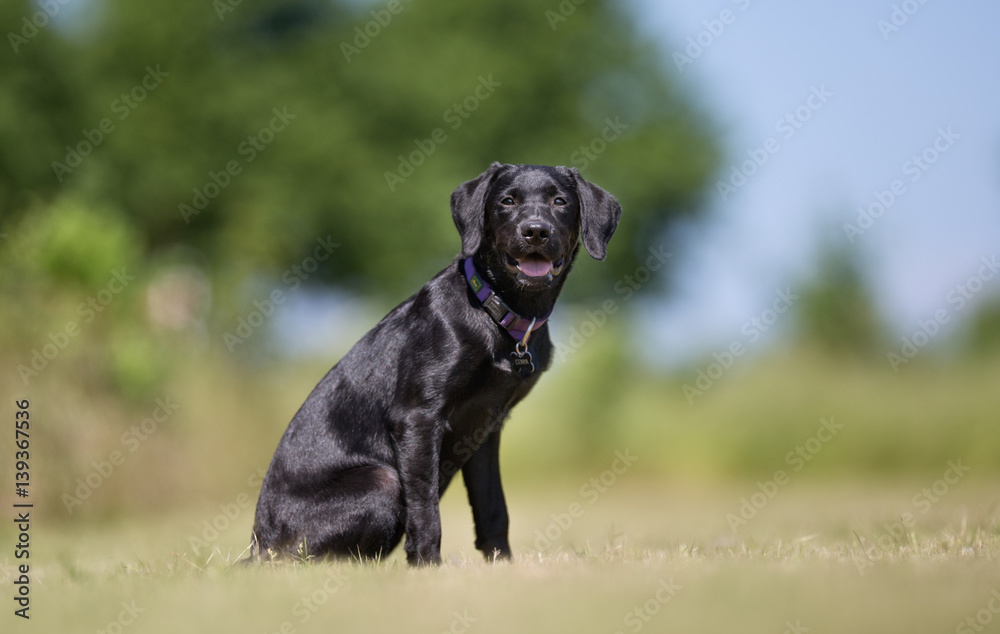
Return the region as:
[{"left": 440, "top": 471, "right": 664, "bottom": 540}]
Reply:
[{"left": 625, "top": 0, "right": 1000, "bottom": 363}]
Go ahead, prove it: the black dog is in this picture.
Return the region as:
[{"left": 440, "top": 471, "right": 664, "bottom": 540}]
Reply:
[{"left": 250, "top": 162, "right": 621, "bottom": 565}]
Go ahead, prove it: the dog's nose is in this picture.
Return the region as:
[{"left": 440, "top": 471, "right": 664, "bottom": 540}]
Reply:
[{"left": 520, "top": 221, "right": 552, "bottom": 246}]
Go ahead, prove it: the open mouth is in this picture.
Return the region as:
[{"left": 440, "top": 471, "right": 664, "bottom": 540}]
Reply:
[{"left": 504, "top": 253, "right": 566, "bottom": 281}]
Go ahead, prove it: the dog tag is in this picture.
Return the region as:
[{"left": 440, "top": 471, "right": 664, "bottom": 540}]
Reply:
[
  {"left": 511, "top": 319, "right": 537, "bottom": 378},
  {"left": 510, "top": 350, "right": 535, "bottom": 377}
]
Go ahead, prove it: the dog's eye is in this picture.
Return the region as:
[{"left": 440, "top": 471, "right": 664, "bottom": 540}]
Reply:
[
  {"left": 553, "top": 197, "right": 567, "bottom": 206},
  {"left": 500, "top": 196, "right": 515, "bottom": 206}
]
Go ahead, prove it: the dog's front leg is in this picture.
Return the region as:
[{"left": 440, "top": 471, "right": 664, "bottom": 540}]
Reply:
[
  {"left": 398, "top": 415, "right": 444, "bottom": 565},
  {"left": 462, "top": 431, "right": 512, "bottom": 560}
]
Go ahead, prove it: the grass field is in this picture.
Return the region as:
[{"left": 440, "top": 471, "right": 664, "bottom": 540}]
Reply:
[
  {"left": 3, "top": 477, "right": 999, "bottom": 634},
  {"left": 4, "top": 341, "right": 1000, "bottom": 633},
  {"left": 3, "top": 345, "right": 1000, "bottom": 632}
]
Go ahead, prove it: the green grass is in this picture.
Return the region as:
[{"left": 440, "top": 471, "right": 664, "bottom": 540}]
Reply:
[
  {"left": 4, "top": 336, "right": 1000, "bottom": 632},
  {"left": 3, "top": 479, "right": 998, "bottom": 633}
]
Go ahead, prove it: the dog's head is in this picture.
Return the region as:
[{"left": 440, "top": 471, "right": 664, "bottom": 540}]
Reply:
[{"left": 451, "top": 163, "right": 621, "bottom": 291}]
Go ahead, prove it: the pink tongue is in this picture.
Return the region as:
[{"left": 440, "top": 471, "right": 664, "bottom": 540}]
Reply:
[{"left": 518, "top": 256, "right": 553, "bottom": 277}]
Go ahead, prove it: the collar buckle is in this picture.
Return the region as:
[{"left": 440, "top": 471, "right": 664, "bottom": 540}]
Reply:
[{"left": 482, "top": 292, "right": 509, "bottom": 324}]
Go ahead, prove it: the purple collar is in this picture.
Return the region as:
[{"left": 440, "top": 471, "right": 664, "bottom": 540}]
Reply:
[{"left": 462, "top": 258, "right": 551, "bottom": 341}]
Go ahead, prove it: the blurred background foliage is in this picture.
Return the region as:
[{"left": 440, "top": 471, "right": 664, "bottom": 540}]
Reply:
[
  {"left": 0, "top": 0, "right": 716, "bottom": 301},
  {"left": 1, "top": 0, "right": 998, "bottom": 523}
]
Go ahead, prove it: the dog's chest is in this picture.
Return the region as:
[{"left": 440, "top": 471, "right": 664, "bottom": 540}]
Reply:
[{"left": 445, "top": 359, "right": 534, "bottom": 431}]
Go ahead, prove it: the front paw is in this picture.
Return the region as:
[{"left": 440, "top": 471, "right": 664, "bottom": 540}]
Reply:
[
  {"left": 478, "top": 542, "right": 512, "bottom": 561},
  {"left": 406, "top": 546, "right": 442, "bottom": 566},
  {"left": 403, "top": 504, "right": 442, "bottom": 565}
]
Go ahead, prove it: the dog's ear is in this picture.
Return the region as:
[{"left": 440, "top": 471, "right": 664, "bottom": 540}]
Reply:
[
  {"left": 569, "top": 168, "right": 622, "bottom": 260},
  {"left": 451, "top": 162, "right": 503, "bottom": 257}
]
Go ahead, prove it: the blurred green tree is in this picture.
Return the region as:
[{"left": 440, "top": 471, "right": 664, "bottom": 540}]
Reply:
[
  {"left": 792, "top": 241, "right": 887, "bottom": 356},
  {"left": 2, "top": 0, "right": 718, "bottom": 311},
  {"left": 960, "top": 300, "right": 1000, "bottom": 357}
]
